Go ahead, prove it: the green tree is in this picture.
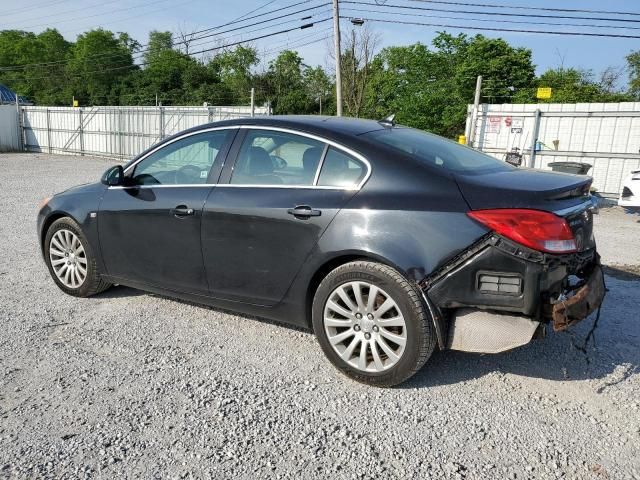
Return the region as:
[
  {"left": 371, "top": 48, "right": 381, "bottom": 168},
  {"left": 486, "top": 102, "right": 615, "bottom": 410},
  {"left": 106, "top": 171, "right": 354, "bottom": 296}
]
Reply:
[
  {"left": 627, "top": 51, "right": 640, "bottom": 99},
  {"left": 363, "top": 33, "right": 536, "bottom": 137},
  {"left": 210, "top": 46, "right": 257, "bottom": 104},
  {"left": 144, "top": 30, "right": 173, "bottom": 63},
  {"left": 303, "top": 65, "right": 332, "bottom": 114},
  {"left": 0, "top": 29, "right": 70, "bottom": 104},
  {"left": 130, "top": 30, "right": 223, "bottom": 105},
  {"left": 512, "top": 67, "right": 631, "bottom": 103},
  {"left": 265, "top": 50, "right": 310, "bottom": 114},
  {"left": 66, "top": 28, "right": 136, "bottom": 105}
]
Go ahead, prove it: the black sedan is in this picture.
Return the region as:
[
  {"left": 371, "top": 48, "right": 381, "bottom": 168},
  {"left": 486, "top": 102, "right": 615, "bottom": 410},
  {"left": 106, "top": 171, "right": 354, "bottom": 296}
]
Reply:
[{"left": 37, "top": 116, "right": 604, "bottom": 386}]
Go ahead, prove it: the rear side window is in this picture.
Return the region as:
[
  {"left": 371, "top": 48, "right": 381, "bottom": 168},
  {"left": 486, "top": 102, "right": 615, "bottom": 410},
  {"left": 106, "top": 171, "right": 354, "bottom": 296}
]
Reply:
[
  {"left": 230, "top": 129, "right": 324, "bottom": 186},
  {"left": 317, "top": 148, "right": 366, "bottom": 188},
  {"left": 364, "top": 127, "right": 513, "bottom": 175}
]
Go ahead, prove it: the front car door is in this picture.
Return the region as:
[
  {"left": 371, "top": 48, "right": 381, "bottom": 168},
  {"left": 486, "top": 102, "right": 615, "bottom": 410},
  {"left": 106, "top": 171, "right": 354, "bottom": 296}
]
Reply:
[
  {"left": 98, "top": 128, "right": 235, "bottom": 293},
  {"left": 201, "top": 127, "right": 370, "bottom": 306}
]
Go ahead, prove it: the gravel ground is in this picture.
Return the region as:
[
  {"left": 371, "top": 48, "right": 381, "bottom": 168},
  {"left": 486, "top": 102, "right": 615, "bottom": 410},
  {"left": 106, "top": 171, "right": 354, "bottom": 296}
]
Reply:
[{"left": 1, "top": 153, "right": 639, "bottom": 480}]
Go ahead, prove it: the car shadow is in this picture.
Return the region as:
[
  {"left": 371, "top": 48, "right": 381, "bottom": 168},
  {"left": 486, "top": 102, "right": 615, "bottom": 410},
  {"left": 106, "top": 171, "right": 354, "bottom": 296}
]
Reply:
[
  {"left": 602, "top": 265, "right": 640, "bottom": 282},
  {"left": 91, "top": 276, "right": 639, "bottom": 390},
  {"left": 95, "top": 285, "right": 146, "bottom": 298}
]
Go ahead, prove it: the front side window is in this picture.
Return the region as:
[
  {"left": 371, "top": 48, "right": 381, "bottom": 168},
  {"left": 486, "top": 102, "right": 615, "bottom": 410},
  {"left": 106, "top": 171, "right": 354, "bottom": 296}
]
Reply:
[
  {"left": 230, "top": 130, "right": 325, "bottom": 186},
  {"left": 132, "top": 130, "right": 232, "bottom": 185},
  {"left": 317, "top": 147, "right": 366, "bottom": 188}
]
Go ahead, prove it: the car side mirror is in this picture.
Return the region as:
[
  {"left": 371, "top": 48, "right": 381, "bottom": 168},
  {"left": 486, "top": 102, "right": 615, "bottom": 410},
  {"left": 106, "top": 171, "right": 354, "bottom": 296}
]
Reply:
[{"left": 101, "top": 165, "right": 124, "bottom": 186}]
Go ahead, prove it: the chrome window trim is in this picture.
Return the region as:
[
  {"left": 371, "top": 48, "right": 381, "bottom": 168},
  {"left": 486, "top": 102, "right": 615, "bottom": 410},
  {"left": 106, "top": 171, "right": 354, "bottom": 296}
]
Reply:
[
  {"left": 109, "top": 184, "right": 215, "bottom": 189},
  {"left": 312, "top": 144, "right": 330, "bottom": 186},
  {"left": 108, "top": 184, "right": 359, "bottom": 191},
  {"left": 110, "top": 124, "right": 373, "bottom": 191}
]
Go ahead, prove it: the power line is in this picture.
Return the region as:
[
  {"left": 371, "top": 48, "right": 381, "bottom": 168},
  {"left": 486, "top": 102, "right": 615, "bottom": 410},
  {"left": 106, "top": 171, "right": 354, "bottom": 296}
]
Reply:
[
  {"left": 342, "top": 16, "right": 640, "bottom": 39},
  {"left": 186, "top": 18, "right": 331, "bottom": 57},
  {"left": 2, "top": 0, "right": 72, "bottom": 17},
  {"left": 2, "top": 0, "right": 133, "bottom": 27},
  {"left": 232, "top": 0, "right": 278, "bottom": 21},
  {"left": 3, "top": 0, "right": 188, "bottom": 30},
  {"left": 176, "top": 0, "right": 317, "bottom": 38},
  {"left": 408, "top": 0, "right": 640, "bottom": 17},
  {"left": 341, "top": 6, "right": 640, "bottom": 31},
  {"left": 342, "top": 1, "right": 640, "bottom": 24},
  {"left": 261, "top": 27, "right": 333, "bottom": 56},
  {"left": 0, "top": 0, "right": 326, "bottom": 71},
  {"left": 3, "top": 19, "right": 331, "bottom": 81},
  {"left": 154, "top": 5, "right": 329, "bottom": 53},
  {"left": 185, "top": 10, "right": 332, "bottom": 52}
]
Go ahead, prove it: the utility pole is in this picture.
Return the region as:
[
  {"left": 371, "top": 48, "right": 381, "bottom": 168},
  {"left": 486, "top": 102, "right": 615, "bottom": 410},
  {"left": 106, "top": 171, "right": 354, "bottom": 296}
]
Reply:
[
  {"left": 250, "top": 88, "right": 255, "bottom": 117},
  {"left": 466, "top": 75, "right": 482, "bottom": 147},
  {"left": 333, "top": 0, "right": 343, "bottom": 116},
  {"left": 15, "top": 91, "right": 22, "bottom": 151},
  {"left": 351, "top": 28, "right": 356, "bottom": 115}
]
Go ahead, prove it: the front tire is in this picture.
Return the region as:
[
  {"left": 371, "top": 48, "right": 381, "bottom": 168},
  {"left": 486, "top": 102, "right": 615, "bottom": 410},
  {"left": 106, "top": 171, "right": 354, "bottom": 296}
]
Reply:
[
  {"left": 44, "top": 217, "right": 111, "bottom": 297},
  {"left": 312, "top": 261, "right": 436, "bottom": 387}
]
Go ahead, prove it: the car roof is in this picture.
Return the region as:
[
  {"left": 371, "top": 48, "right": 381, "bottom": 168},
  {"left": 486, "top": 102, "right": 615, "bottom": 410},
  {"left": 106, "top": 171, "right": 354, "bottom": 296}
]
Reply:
[
  {"left": 125, "top": 115, "right": 393, "bottom": 169},
  {"left": 192, "top": 115, "right": 387, "bottom": 138}
]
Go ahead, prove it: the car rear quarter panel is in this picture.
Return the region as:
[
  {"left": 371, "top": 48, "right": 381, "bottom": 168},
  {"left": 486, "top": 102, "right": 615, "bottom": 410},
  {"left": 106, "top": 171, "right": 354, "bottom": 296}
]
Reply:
[{"left": 281, "top": 154, "right": 489, "bottom": 328}]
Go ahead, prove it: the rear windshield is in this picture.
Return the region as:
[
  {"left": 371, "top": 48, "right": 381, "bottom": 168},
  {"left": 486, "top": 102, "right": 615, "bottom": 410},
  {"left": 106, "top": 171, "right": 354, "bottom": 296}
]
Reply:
[{"left": 363, "top": 127, "right": 513, "bottom": 174}]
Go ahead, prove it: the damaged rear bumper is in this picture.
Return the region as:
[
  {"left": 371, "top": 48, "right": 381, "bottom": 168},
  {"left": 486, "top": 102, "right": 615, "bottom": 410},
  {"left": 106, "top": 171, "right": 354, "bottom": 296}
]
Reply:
[
  {"left": 419, "top": 234, "right": 605, "bottom": 353},
  {"left": 551, "top": 264, "right": 605, "bottom": 332}
]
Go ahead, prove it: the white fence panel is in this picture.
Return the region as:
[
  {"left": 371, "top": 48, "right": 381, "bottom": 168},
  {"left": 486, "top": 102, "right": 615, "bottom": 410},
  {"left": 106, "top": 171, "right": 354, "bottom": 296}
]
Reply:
[
  {"left": 468, "top": 102, "right": 640, "bottom": 194},
  {"left": 21, "top": 105, "right": 269, "bottom": 160},
  {"left": 0, "top": 105, "right": 20, "bottom": 152}
]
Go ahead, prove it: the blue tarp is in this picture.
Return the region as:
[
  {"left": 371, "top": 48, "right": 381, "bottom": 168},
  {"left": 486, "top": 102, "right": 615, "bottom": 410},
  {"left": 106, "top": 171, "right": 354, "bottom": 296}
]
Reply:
[{"left": 0, "top": 84, "right": 18, "bottom": 104}]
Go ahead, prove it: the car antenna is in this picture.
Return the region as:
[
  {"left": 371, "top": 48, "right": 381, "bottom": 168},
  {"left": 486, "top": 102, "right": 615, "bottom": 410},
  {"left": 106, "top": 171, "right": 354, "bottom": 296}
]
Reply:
[{"left": 378, "top": 113, "right": 396, "bottom": 128}]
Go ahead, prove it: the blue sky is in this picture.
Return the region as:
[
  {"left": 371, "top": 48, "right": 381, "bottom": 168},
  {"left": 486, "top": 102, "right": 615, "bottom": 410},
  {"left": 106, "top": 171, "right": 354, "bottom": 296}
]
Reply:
[{"left": 2, "top": 0, "right": 639, "bottom": 87}]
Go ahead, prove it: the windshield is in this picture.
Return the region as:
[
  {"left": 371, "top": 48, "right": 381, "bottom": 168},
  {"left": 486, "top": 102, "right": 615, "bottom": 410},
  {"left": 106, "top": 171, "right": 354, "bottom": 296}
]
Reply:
[{"left": 364, "top": 127, "right": 514, "bottom": 174}]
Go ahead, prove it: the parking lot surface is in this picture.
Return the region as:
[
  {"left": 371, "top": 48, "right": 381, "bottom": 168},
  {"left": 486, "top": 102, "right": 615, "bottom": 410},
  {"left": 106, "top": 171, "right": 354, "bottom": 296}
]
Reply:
[{"left": 1, "top": 153, "right": 639, "bottom": 479}]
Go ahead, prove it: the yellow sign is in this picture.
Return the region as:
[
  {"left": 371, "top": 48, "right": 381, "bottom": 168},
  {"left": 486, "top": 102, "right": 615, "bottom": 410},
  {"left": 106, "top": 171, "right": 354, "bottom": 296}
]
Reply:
[
  {"left": 458, "top": 135, "right": 466, "bottom": 145},
  {"left": 73, "top": 99, "right": 79, "bottom": 107},
  {"left": 536, "top": 87, "right": 552, "bottom": 99}
]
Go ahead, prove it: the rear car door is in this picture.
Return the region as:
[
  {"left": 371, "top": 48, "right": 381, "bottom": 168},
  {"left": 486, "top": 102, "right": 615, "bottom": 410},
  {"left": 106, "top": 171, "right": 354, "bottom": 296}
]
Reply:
[
  {"left": 201, "top": 127, "right": 370, "bottom": 306},
  {"left": 98, "top": 128, "right": 235, "bottom": 293}
]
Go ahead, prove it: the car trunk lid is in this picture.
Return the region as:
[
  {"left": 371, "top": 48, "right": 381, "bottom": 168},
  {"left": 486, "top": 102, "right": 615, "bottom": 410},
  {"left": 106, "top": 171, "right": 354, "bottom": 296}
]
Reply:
[{"left": 455, "top": 168, "right": 595, "bottom": 251}]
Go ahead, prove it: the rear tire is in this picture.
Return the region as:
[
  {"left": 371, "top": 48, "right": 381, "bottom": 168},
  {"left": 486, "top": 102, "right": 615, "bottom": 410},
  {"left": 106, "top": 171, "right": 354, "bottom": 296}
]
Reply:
[
  {"left": 312, "top": 261, "right": 436, "bottom": 387},
  {"left": 44, "top": 217, "right": 111, "bottom": 297}
]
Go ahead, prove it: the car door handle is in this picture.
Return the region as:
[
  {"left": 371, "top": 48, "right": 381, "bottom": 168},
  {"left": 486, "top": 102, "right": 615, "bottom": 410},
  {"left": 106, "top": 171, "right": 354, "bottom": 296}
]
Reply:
[
  {"left": 171, "top": 206, "right": 195, "bottom": 217},
  {"left": 287, "top": 205, "right": 322, "bottom": 218}
]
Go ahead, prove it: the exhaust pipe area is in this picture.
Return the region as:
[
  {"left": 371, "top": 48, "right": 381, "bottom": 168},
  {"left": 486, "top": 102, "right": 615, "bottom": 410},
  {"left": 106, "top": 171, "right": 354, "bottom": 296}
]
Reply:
[{"left": 447, "top": 308, "right": 540, "bottom": 353}]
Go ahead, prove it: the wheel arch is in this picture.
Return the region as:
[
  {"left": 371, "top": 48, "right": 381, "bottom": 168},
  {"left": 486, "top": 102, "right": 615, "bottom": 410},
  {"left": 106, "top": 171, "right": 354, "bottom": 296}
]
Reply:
[
  {"left": 40, "top": 211, "right": 72, "bottom": 252},
  {"left": 304, "top": 252, "right": 411, "bottom": 333}
]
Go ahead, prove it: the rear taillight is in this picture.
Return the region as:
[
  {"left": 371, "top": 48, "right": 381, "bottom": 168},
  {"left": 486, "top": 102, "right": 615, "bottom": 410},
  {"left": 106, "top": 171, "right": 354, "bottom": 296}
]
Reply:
[{"left": 467, "top": 209, "right": 577, "bottom": 254}]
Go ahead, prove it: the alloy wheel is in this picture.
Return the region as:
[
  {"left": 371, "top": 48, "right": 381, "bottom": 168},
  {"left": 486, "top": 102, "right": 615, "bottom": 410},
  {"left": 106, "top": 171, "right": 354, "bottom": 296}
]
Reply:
[
  {"left": 49, "top": 229, "right": 88, "bottom": 289},
  {"left": 323, "top": 281, "right": 407, "bottom": 372}
]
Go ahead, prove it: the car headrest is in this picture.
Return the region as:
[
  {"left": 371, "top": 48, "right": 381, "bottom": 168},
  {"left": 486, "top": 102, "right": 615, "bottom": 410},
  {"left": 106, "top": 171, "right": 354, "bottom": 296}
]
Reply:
[
  {"left": 302, "top": 147, "right": 323, "bottom": 174},
  {"left": 248, "top": 147, "right": 273, "bottom": 176}
]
